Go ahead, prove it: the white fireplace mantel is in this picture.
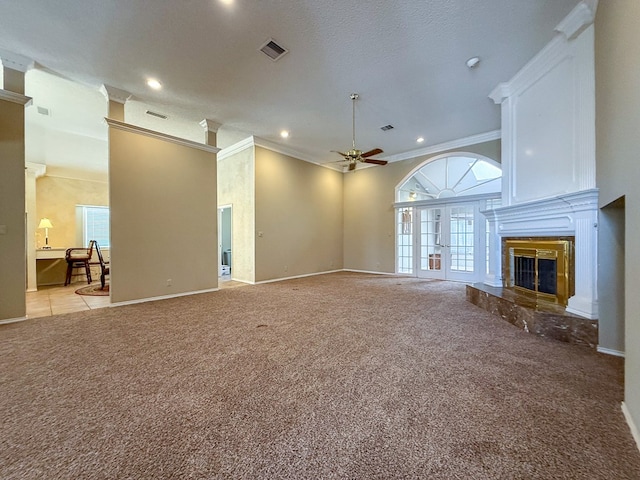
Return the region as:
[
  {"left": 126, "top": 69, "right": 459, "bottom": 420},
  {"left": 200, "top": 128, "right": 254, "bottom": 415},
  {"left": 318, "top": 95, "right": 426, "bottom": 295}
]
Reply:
[{"left": 483, "top": 189, "right": 599, "bottom": 319}]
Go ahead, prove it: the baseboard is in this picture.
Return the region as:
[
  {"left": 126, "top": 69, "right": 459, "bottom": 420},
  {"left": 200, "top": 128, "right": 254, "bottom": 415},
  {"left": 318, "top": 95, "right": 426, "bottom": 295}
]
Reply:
[
  {"left": 109, "top": 287, "right": 219, "bottom": 307},
  {"left": 597, "top": 346, "right": 625, "bottom": 357},
  {"left": 0, "top": 315, "right": 29, "bottom": 325},
  {"left": 255, "top": 269, "right": 343, "bottom": 285},
  {"left": 622, "top": 402, "right": 640, "bottom": 453},
  {"left": 342, "top": 269, "right": 397, "bottom": 276}
]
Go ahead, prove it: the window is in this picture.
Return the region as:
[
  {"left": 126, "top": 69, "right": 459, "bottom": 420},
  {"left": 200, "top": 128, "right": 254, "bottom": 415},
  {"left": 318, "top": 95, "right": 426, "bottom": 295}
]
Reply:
[
  {"left": 396, "top": 154, "right": 502, "bottom": 202},
  {"left": 77, "top": 205, "right": 110, "bottom": 247}
]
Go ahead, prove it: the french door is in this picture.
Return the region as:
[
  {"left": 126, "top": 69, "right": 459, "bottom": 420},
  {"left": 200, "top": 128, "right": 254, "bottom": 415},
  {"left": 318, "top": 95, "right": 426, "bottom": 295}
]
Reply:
[{"left": 416, "top": 203, "right": 479, "bottom": 282}]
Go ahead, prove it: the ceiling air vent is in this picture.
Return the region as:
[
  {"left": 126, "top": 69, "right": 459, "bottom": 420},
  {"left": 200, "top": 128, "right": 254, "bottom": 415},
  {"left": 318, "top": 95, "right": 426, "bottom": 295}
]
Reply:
[
  {"left": 145, "top": 110, "right": 168, "bottom": 120},
  {"left": 259, "top": 38, "right": 289, "bottom": 61},
  {"left": 380, "top": 124, "right": 394, "bottom": 131}
]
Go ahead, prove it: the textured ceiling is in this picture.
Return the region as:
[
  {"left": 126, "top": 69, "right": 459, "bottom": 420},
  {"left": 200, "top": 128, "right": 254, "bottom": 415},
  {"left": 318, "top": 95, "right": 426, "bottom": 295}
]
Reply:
[{"left": 1, "top": 0, "right": 580, "bottom": 172}]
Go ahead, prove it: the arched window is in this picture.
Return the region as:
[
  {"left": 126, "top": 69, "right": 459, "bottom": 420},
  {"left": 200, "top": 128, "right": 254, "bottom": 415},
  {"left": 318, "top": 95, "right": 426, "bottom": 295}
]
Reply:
[{"left": 397, "top": 153, "right": 501, "bottom": 202}]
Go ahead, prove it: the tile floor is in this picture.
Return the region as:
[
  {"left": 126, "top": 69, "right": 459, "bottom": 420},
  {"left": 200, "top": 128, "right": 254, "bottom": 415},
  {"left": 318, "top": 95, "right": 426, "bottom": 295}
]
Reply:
[
  {"left": 26, "top": 274, "right": 247, "bottom": 319},
  {"left": 26, "top": 283, "right": 111, "bottom": 319}
]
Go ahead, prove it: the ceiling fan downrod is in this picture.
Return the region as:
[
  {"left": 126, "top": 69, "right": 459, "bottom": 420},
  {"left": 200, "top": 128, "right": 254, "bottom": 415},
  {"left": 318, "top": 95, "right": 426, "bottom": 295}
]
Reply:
[{"left": 350, "top": 93, "right": 358, "bottom": 151}]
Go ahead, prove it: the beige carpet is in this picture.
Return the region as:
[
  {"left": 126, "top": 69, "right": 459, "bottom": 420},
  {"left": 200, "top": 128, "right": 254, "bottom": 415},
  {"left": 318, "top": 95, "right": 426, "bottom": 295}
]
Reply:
[{"left": 2, "top": 272, "right": 639, "bottom": 479}]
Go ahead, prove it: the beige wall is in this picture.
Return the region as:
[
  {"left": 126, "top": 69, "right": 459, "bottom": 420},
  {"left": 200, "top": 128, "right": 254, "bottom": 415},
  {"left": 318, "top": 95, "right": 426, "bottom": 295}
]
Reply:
[
  {"left": 343, "top": 140, "right": 500, "bottom": 272},
  {"left": 217, "top": 146, "right": 256, "bottom": 283},
  {"left": 0, "top": 96, "right": 26, "bottom": 320},
  {"left": 35, "top": 175, "right": 108, "bottom": 248},
  {"left": 254, "top": 147, "right": 343, "bottom": 282},
  {"left": 109, "top": 127, "right": 217, "bottom": 303},
  {"left": 595, "top": 0, "right": 640, "bottom": 431}
]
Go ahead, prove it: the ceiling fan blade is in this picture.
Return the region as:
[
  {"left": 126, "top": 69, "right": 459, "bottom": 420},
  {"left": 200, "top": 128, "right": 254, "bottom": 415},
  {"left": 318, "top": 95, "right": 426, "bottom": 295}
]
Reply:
[
  {"left": 348, "top": 162, "right": 357, "bottom": 171},
  {"left": 331, "top": 150, "right": 349, "bottom": 158},
  {"left": 361, "top": 148, "right": 383, "bottom": 158},
  {"left": 363, "top": 159, "right": 388, "bottom": 166}
]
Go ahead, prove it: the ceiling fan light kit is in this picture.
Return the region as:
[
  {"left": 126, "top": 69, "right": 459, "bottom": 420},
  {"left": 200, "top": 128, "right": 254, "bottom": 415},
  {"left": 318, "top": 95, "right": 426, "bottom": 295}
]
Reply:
[{"left": 332, "top": 93, "right": 388, "bottom": 171}]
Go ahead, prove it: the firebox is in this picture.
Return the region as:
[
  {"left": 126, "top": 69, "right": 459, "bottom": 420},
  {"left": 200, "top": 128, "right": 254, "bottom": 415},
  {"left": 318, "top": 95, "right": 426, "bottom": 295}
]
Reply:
[{"left": 503, "top": 238, "right": 574, "bottom": 306}]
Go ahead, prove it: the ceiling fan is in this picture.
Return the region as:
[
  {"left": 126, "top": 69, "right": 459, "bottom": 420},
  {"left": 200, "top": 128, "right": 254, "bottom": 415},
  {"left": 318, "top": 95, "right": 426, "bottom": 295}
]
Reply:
[{"left": 332, "top": 93, "right": 388, "bottom": 171}]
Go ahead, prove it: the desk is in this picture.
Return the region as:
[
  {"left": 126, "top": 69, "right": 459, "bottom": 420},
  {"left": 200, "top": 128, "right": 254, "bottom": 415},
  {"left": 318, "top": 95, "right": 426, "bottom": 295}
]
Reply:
[
  {"left": 36, "top": 248, "right": 67, "bottom": 286},
  {"left": 36, "top": 248, "right": 66, "bottom": 260},
  {"left": 35, "top": 247, "right": 110, "bottom": 287}
]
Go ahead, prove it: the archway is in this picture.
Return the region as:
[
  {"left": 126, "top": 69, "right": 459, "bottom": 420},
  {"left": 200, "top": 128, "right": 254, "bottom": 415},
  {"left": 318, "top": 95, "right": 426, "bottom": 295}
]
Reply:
[{"left": 395, "top": 153, "right": 502, "bottom": 281}]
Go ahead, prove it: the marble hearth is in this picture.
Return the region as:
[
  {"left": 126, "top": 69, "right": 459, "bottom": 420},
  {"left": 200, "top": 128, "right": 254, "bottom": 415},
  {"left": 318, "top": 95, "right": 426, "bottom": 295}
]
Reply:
[{"left": 467, "top": 283, "right": 598, "bottom": 348}]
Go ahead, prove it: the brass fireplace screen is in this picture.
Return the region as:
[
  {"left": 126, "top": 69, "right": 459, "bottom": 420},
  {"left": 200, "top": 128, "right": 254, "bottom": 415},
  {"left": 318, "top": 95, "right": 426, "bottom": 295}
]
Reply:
[{"left": 503, "top": 238, "right": 574, "bottom": 306}]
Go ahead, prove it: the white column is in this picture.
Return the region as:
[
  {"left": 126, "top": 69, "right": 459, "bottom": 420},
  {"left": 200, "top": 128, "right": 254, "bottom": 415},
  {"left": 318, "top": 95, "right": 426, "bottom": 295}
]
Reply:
[
  {"left": 566, "top": 210, "right": 599, "bottom": 319},
  {"left": 482, "top": 210, "right": 502, "bottom": 287}
]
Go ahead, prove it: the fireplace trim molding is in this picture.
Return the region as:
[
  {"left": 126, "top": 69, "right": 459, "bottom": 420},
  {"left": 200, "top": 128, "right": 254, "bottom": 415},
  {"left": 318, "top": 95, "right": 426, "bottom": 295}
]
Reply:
[{"left": 483, "top": 188, "right": 598, "bottom": 319}]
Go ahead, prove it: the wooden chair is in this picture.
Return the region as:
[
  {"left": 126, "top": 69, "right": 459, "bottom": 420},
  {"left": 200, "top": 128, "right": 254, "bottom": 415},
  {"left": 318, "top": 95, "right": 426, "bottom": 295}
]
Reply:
[
  {"left": 93, "top": 241, "right": 110, "bottom": 289},
  {"left": 64, "top": 240, "right": 95, "bottom": 286}
]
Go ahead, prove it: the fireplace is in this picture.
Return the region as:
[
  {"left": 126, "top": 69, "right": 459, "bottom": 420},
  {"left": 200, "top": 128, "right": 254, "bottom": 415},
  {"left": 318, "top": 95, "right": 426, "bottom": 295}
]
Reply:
[{"left": 503, "top": 238, "right": 574, "bottom": 306}]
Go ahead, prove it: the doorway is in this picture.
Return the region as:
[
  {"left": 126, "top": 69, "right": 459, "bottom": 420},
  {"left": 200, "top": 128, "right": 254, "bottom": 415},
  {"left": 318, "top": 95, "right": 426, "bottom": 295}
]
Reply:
[
  {"left": 218, "top": 205, "right": 232, "bottom": 279},
  {"left": 416, "top": 203, "right": 480, "bottom": 282}
]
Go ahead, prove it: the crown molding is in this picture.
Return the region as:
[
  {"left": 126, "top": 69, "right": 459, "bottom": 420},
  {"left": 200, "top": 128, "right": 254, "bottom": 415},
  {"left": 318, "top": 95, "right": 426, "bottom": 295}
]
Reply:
[
  {"left": 0, "top": 50, "right": 33, "bottom": 72},
  {"left": 25, "top": 162, "right": 47, "bottom": 178},
  {"left": 217, "top": 136, "right": 255, "bottom": 161},
  {"left": 555, "top": 0, "right": 598, "bottom": 41},
  {"left": 105, "top": 118, "right": 220, "bottom": 154},
  {"left": 100, "top": 84, "right": 132, "bottom": 104},
  {"left": 253, "top": 136, "right": 316, "bottom": 164},
  {"left": 0, "top": 89, "right": 32, "bottom": 106},
  {"left": 383, "top": 130, "right": 501, "bottom": 163},
  {"left": 489, "top": 83, "right": 510, "bottom": 105},
  {"left": 199, "top": 119, "right": 222, "bottom": 133}
]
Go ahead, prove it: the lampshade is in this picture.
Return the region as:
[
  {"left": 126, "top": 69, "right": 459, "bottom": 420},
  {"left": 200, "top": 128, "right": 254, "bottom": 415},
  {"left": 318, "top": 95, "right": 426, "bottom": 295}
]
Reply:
[{"left": 38, "top": 218, "right": 54, "bottom": 229}]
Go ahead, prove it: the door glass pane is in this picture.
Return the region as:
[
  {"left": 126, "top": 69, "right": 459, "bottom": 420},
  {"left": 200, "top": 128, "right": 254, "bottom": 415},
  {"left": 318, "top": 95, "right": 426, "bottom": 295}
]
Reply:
[
  {"left": 397, "top": 208, "right": 413, "bottom": 274},
  {"left": 449, "top": 205, "right": 474, "bottom": 272},
  {"left": 420, "top": 208, "right": 442, "bottom": 271}
]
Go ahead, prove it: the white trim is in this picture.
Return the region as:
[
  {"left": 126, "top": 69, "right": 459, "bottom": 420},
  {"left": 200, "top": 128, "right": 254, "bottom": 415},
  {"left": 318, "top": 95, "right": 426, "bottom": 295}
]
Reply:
[
  {"left": 109, "top": 288, "right": 219, "bottom": 307},
  {"left": 253, "top": 137, "right": 344, "bottom": 173},
  {"left": 622, "top": 402, "right": 640, "bottom": 453},
  {"left": 597, "top": 346, "right": 625, "bottom": 357},
  {"left": 105, "top": 118, "right": 220, "bottom": 153},
  {"left": 0, "top": 50, "right": 33, "bottom": 72},
  {"left": 0, "top": 315, "right": 29, "bottom": 325},
  {"left": 555, "top": 0, "right": 598, "bottom": 40},
  {"left": 0, "top": 89, "right": 32, "bottom": 106},
  {"left": 383, "top": 130, "right": 501, "bottom": 163},
  {"left": 217, "top": 136, "right": 255, "bottom": 161},
  {"left": 255, "top": 269, "right": 344, "bottom": 284},
  {"left": 342, "top": 269, "right": 396, "bottom": 276},
  {"left": 25, "top": 162, "right": 47, "bottom": 178},
  {"left": 200, "top": 119, "right": 222, "bottom": 133},
  {"left": 394, "top": 192, "right": 501, "bottom": 210},
  {"left": 254, "top": 137, "right": 318, "bottom": 165},
  {"left": 99, "top": 84, "right": 131, "bottom": 104},
  {"left": 217, "top": 135, "right": 342, "bottom": 171}
]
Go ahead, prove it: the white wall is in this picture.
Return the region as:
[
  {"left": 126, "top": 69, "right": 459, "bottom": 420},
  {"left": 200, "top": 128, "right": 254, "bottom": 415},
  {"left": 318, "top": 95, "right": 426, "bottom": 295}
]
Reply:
[
  {"left": 595, "top": 0, "right": 640, "bottom": 445},
  {"left": 490, "top": 2, "right": 596, "bottom": 207}
]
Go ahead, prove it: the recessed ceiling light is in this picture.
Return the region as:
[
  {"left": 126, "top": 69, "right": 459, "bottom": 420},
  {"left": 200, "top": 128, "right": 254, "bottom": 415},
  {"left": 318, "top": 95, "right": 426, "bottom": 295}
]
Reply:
[
  {"left": 147, "top": 78, "right": 162, "bottom": 90},
  {"left": 280, "top": 130, "right": 289, "bottom": 138},
  {"left": 219, "top": 0, "right": 234, "bottom": 4},
  {"left": 417, "top": 137, "right": 425, "bottom": 143}
]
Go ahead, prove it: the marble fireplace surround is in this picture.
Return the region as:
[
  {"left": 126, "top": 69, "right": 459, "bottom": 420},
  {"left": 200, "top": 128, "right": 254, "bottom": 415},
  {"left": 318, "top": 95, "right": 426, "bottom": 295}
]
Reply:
[{"left": 483, "top": 188, "right": 598, "bottom": 320}]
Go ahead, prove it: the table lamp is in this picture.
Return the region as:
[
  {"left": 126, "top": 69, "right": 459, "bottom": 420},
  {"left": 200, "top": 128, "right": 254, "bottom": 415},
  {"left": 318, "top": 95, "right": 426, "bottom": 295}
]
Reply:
[{"left": 38, "top": 217, "right": 54, "bottom": 249}]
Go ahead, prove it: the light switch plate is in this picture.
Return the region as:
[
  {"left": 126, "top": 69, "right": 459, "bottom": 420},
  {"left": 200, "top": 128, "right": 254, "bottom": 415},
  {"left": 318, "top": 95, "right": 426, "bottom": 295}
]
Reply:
[{"left": 0, "top": 225, "right": 7, "bottom": 235}]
